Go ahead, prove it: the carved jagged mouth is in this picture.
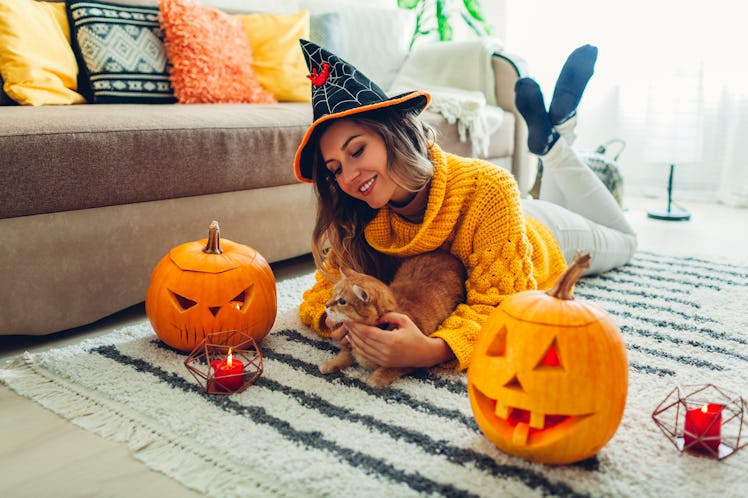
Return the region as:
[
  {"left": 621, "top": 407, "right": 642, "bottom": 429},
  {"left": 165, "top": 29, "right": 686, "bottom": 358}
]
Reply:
[{"left": 471, "top": 385, "right": 591, "bottom": 446}]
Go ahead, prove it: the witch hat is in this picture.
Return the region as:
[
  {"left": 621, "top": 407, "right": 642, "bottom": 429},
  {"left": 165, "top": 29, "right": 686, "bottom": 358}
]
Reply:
[{"left": 293, "top": 39, "right": 430, "bottom": 183}]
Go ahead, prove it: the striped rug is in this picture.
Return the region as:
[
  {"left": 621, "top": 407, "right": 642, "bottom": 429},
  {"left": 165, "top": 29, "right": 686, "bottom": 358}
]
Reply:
[{"left": 2, "top": 251, "right": 747, "bottom": 498}]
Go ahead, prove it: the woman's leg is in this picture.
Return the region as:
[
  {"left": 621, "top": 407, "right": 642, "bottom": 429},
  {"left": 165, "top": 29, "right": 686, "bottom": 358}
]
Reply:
[
  {"left": 535, "top": 117, "right": 578, "bottom": 206},
  {"left": 515, "top": 47, "right": 636, "bottom": 274},
  {"left": 527, "top": 45, "right": 595, "bottom": 206},
  {"left": 516, "top": 78, "right": 633, "bottom": 232},
  {"left": 521, "top": 135, "right": 637, "bottom": 274},
  {"left": 541, "top": 136, "right": 635, "bottom": 237},
  {"left": 548, "top": 44, "right": 598, "bottom": 127},
  {"left": 521, "top": 196, "right": 637, "bottom": 274}
]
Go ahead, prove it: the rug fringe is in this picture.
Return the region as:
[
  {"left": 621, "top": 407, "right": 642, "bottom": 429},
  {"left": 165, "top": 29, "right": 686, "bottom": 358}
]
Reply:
[{"left": 0, "top": 354, "right": 294, "bottom": 498}]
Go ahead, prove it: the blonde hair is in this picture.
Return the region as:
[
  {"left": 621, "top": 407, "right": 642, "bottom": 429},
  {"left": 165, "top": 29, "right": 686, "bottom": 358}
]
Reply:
[{"left": 310, "top": 108, "right": 435, "bottom": 281}]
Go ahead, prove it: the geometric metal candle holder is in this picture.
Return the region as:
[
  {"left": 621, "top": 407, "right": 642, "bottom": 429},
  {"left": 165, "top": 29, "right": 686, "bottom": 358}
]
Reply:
[
  {"left": 652, "top": 384, "right": 746, "bottom": 460},
  {"left": 184, "top": 329, "right": 263, "bottom": 395}
]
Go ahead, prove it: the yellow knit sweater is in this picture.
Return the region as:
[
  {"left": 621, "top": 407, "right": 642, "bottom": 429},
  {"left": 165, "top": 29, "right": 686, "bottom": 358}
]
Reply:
[{"left": 298, "top": 145, "right": 566, "bottom": 370}]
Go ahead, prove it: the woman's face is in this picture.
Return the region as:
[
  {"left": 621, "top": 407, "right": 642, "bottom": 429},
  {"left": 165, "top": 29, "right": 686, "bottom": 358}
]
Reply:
[{"left": 319, "top": 118, "right": 411, "bottom": 209}]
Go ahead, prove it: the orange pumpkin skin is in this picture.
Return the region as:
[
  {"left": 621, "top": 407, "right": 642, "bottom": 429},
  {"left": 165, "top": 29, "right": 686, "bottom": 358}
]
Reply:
[
  {"left": 145, "top": 223, "right": 277, "bottom": 352},
  {"left": 467, "top": 256, "right": 628, "bottom": 465}
]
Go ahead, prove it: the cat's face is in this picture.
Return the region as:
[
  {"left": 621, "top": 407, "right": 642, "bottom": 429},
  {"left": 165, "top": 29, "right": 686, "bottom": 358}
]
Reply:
[{"left": 325, "top": 268, "right": 391, "bottom": 325}]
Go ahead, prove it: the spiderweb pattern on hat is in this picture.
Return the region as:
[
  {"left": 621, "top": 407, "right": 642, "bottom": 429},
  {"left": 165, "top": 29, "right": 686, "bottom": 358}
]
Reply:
[{"left": 303, "top": 41, "right": 388, "bottom": 119}]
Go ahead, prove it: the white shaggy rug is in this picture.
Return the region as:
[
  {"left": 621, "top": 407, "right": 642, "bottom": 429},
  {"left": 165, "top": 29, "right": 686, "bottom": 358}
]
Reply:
[{"left": 2, "top": 251, "right": 747, "bottom": 497}]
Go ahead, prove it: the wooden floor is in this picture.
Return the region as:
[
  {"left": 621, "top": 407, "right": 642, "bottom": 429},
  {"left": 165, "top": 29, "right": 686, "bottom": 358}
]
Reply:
[{"left": 1, "top": 196, "right": 746, "bottom": 497}]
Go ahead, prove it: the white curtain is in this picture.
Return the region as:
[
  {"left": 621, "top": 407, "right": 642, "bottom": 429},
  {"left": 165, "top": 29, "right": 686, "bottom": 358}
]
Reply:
[{"left": 493, "top": 0, "right": 748, "bottom": 207}]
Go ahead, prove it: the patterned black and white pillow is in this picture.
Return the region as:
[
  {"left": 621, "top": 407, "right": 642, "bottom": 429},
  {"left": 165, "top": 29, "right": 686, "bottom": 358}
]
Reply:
[{"left": 66, "top": 0, "right": 176, "bottom": 103}]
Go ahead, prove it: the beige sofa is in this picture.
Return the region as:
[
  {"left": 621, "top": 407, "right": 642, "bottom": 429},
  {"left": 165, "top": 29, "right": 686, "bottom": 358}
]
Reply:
[{"left": 0, "top": 47, "right": 529, "bottom": 336}]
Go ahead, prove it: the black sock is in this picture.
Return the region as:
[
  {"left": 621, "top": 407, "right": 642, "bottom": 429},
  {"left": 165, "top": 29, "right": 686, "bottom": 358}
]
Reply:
[
  {"left": 549, "top": 44, "right": 598, "bottom": 125},
  {"left": 515, "top": 78, "right": 558, "bottom": 155}
]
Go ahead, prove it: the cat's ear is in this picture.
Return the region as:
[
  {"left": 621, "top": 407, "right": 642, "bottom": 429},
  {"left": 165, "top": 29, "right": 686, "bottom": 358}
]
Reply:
[
  {"left": 321, "top": 263, "right": 340, "bottom": 283},
  {"left": 352, "top": 284, "right": 370, "bottom": 303},
  {"left": 328, "top": 266, "right": 348, "bottom": 283}
]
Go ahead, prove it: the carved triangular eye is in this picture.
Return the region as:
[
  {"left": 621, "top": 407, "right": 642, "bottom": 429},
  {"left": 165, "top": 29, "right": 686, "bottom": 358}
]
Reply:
[
  {"left": 230, "top": 291, "right": 246, "bottom": 311},
  {"left": 486, "top": 325, "right": 507, "bottom": 357},
  {"left": 170, "top": 290, "right": 197, "bottom": 311},
  {"left": 535, "top": 339, "right": 563, "bottom": 370},
  {"left": 230, "top": 284, "right": 254, "bottom": 311}
]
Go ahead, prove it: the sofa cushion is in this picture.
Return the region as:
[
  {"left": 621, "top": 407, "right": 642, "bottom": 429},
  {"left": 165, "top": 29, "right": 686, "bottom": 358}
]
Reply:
[
  {"left": 159, "top": 0, "right": 276, "bottom": 104},
  {"left": 66, "top": 0, "right": 177, "bottom": 104},
  {"left": 0, "top": 102, "right": 514, "bottom": 220},
  {"left": 234, "top": 10, "right": 311, "bottom": 103},
  {"left": 0, "top": 103, "right": 311, "bottom": 219},
  {"left": 0, "top": 0, "right": 85, "bottom": 105}
]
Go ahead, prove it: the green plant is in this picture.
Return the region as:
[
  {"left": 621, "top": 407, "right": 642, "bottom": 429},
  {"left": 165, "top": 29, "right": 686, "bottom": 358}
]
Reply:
[{"left": 398, "top": 0, "right": 492, "bottom": 49}]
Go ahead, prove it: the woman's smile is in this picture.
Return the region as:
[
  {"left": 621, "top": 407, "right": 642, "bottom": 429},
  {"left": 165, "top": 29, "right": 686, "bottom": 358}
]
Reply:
[{"left": 358, "top": 176, "right": 376, "bottom": 195}]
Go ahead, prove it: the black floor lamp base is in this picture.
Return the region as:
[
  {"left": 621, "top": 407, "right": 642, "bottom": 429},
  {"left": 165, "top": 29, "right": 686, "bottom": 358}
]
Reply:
[
  {"left": 646, "top": 206, "right": 691, "bottom": 221},
  {"left": 647, "top": 163, "right": 691, "bottom": 222}
]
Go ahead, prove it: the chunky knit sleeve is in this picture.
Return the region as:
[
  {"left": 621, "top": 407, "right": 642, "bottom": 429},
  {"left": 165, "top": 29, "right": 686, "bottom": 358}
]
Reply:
[
  {"left": 431, "top": 163, "right": 537, "bottom": 370},
  {"left": 298, "top": 268, "right": 335, "bottom": 337}
]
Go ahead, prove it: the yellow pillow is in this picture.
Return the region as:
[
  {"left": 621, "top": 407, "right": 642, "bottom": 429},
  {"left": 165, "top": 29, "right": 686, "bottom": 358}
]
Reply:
[
  {"left": 0, "top": 0, "right": 85, "bottom": 105},
  {"left": 235, "top": 10, "right": 311, "bottom": 102}
]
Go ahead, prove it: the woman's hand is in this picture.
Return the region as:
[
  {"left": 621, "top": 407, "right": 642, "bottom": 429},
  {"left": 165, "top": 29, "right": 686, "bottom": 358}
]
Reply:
[{"left": 343, "top": 312, "right": 454, "bottom": 368}]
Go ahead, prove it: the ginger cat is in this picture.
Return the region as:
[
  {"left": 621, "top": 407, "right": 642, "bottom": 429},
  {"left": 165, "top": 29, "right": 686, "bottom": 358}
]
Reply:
[{"left": 320, "top": 251, "right": 466, "bottom": 388}]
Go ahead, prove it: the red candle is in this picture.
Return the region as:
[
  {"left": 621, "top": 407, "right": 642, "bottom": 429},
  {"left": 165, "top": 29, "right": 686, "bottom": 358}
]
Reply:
[
  {"left": 684, "top": 403, "right": 723, "bottom": 452},
  {"left": 211, "top": 349, "right": 244, "bottom": 391}
]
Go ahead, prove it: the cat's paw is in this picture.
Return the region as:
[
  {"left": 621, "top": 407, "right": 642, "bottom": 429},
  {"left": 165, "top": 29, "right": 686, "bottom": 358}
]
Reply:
[
  {"left": 320, "top": 349, "right": 354, "bottom": 374},
  {"left": 367, "top": 367, "right": 410, "bottom": 388},
  {"left": 365, "top": 372, "right": 394, "bottom": 389},
  {"left": 319, "top": 360, "right": 344, "bottom": 374}
]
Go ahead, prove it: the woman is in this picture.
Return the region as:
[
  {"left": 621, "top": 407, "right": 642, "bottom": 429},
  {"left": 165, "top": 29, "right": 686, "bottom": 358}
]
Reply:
[{"left": 294, "top": 40, "right": 637, "bottom": 371}]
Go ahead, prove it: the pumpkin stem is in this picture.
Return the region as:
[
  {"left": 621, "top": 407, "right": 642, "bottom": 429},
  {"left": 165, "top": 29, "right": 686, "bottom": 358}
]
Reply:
[
  {"left": 546, "top": 251, "right": 591, "bottom": 300},
  {"left": 203, "top": 220, "right": 223, "bottom": 255}
]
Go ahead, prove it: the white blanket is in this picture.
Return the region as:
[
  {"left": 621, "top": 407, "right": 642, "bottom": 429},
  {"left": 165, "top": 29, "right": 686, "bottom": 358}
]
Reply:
[{"left": 388, "top": 37, "right": 505, "bottom": 157}]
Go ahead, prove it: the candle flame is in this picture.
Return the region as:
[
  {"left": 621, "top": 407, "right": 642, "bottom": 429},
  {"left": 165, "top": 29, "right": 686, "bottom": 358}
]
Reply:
[
  {"left": 227, "top": 348, "right": 233, "bottom": 367},
  {"left": 701, "top": 404, "right": 709, "bottom": 413}
]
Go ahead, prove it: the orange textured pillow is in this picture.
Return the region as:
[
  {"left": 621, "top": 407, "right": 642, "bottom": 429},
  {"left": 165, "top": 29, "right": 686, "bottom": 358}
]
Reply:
[{"left": 159, "top": 0, "right": 276, "bottom": 104}]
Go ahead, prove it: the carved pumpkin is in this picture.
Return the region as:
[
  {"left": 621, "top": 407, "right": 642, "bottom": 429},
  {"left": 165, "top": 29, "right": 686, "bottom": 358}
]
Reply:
[
  {"left": 467, "top": 252, "right": 628, "bottom": 465},
  {"left": 146, "top": 221, "right": 277, "bottom": 352}
]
